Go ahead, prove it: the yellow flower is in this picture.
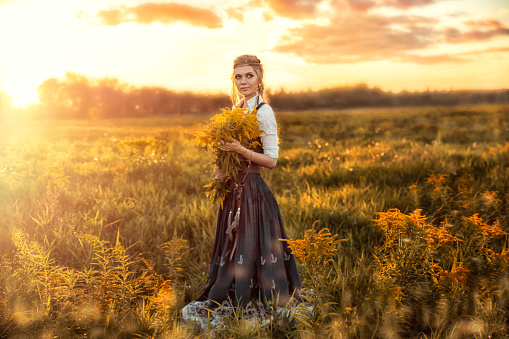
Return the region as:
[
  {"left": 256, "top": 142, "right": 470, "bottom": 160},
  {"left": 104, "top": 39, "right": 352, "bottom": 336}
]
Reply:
[
  {"left": 195, "top": 106, "right": 264, "bottom": 205},
  {"left": 280, "top": 224, "right": 340, "bottom": 271},
  {"left": 426, "top": 171, "right": 448, "bottom": 191}
]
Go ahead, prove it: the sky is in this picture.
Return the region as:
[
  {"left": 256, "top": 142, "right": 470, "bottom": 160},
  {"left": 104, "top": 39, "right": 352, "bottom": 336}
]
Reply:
[{"left": 1, "top": 0, "right": 508, "bottom": 107}]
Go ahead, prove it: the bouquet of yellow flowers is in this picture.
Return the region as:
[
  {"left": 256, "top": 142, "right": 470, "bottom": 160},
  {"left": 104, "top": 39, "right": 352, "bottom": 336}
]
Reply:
[{"left": 195, "top": 106, "right": 263, "bottom": 206}]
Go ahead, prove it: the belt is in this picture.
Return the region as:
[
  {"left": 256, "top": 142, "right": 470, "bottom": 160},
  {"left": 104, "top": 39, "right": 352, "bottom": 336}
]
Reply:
[{"left": 239, "top": 162, "right": 261, "bottom": 174}]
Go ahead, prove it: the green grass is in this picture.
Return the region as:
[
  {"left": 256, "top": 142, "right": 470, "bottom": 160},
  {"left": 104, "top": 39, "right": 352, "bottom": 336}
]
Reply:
[{"left": 0, "top": 104, "right": 508, "bottom": 338}]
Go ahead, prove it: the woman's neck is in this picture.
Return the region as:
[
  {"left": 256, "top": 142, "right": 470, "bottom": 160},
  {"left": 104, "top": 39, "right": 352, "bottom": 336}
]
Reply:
[
  {"left": 244, "top": 94, "right": 259, "bottom": 107},
  {"left": 236, "top": 94, "right": 260, "bottom": 109}
]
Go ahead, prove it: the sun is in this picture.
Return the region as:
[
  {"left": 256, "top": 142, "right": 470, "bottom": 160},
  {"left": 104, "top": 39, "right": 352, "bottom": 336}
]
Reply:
[{"left": 1, "top": 79, "right": 40, "bottom": 108}]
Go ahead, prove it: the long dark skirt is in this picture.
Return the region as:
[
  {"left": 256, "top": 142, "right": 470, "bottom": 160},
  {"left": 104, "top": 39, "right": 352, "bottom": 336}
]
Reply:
[{"left": 181, "top": 172, "right": 307, "bottom": 328}]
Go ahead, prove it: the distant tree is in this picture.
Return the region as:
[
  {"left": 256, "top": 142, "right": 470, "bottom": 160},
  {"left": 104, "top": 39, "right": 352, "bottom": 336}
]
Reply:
[
  {"left": 33, "top": 73, "right": 508, "bottom": 119},
  {"left": 37, "top": 78, "right": 67, "bottom": 118},
  {"left": 63, "top": 73, "right": 94, "bottom": 118},
  {"left": 93, "top": 78, "right": 131, "bottom": 118}
]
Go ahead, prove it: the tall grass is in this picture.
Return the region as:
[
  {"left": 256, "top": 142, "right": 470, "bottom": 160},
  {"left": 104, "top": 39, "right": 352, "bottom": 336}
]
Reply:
[{"left": 0, "top": 105, "right": 508, "bottom": 337}]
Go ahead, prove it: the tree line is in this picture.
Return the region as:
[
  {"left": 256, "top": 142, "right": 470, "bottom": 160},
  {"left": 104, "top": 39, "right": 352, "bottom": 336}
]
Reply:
[
  {"left": 12, "top": 72, "right": 509, "bottom": 118},
  {"left": 34, "top": 73, "right": 229, "bottom": 119}
]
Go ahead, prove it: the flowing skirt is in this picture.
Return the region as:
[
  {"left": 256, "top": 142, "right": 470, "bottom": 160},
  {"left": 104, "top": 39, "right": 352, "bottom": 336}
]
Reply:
[{"left": 181, "top": 173, "right": 309, "bottom": 329}]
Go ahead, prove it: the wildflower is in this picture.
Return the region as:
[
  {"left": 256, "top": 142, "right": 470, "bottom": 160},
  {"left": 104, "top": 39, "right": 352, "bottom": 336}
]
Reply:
[
  {"left": 281, "top": 227, "right": 339, "bottom": 268},
  {"left": 465, "top": 214, "right": 508, "bottom": 239},
  {"left": 439, "top": 266, "right": 470, "bottom": 287},
  {"left": 455, "top": 173, "right": 474, "bottom": 194},
  {"left": 155, "top": 280, "right": 176, "bottom": 310},
  {"left": 490, "top": 250, "right": 509, "bottom": 267},
  {"left": 373, "top": 208, "right": 429, "bottom": 241},
  {"left": 194, "top": 106, "right": 263, "bottom": 205},
  {"left": 424, "top": 221, "right": 461, "bottom": 247},
  {"left": 280, "top": 222, "right": 342, "bottom": 292},
  {"left": 426, "top": 171, "right": 447, "bottom": 191},
  {"left": 481, "top": 190, "right": 497, "bottom": 205}
]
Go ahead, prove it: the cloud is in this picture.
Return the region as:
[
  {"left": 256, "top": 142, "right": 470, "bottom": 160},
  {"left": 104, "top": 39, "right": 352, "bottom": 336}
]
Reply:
[
  {"left": 445, "top": 20, "right": 509, "bottom": 42},
  {"left": 274, "top": 14, "right": 440, "bottom": 63},
  {"left": 344, "top": 0, "right": 441, "bottom": 11},
  {"left": 250, "top": 0, "right": 441, "bottom": 18},
  {"left": 401, "top": 53, "right": 465, "bottom": 64},
  {"left": 345, "top": 0, "right": 377, "bottom": 12},
  {"left": 97, "top": 9, "right": 125, "bottom": 26},
  {"left": 485, "top": 46, "right": 509, "bottom": 53},
  {"left": 96, "top": 2, "right": 222, "bottom": 28},
  {"left": 447, "top": 11, "right": 471, "bottom": 18},
  {"left": 382, "top": 0, "right": 436, "bottom": 9},
  {"left": 405, "top": 45, "right": 509, "bottom": 64},
  {"left": 225, "top": 7, "right": 244, "bottom": 23},
  {"left": 251, "top": 0, "right": 329, "bottom": 19},
  {"left": 464, "top": 19, "right": 504, "bottom": 29},
  {"left": 462, "top": 46, "right": 509, "bottom": 55},
  {"left": 274, "top": 11, "right": 509, "bottom": 64}
]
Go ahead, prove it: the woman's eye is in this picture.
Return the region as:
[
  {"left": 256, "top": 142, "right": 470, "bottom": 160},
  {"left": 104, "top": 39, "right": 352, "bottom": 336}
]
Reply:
[
  {"left": 247, "top": 74, "right": 253, "bottom": 78},
  {"left": 235, "top": 75, "right": 241, "bottom": 80}
]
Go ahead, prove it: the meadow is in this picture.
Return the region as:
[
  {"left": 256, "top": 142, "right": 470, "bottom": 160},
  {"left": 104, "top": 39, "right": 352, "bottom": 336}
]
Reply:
[{"left": 0, "top": 104, "right": 508, "bottom": 338}]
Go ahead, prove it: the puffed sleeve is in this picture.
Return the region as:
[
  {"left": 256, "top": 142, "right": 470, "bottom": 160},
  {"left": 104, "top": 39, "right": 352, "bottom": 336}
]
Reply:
[{"left": 257, "top": 104, "right": 279, "bottom": 159}]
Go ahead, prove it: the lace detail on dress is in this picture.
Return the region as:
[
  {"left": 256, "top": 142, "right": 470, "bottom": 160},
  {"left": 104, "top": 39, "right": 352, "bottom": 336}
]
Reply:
[{"left": 181, "top": 292, "right": 314, "bottom": 331}]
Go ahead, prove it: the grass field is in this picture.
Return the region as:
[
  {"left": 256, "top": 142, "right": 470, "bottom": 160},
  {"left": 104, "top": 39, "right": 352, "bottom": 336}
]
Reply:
[{"left": 0, "top": 105, "right": 508, "bottom": 338}]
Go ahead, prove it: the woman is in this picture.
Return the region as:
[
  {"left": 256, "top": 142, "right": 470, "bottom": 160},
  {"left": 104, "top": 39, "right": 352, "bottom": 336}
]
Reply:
[{"left": 181, "top": 55, "right": 303, "bottom": 327}]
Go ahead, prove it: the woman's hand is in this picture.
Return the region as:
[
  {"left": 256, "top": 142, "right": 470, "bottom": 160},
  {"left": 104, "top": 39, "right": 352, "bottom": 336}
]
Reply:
[
  {"left": 235, "top": 98, "right": 245, "bottom": 109},
  {"left": 219, "top": 139, "right": 246, "bottom": 154},
  {"left": 219, "top": 138, "right": 277, "bottom": 169},
  {"left": 214, "top": 169, "right": 226, "bottom": 180}
]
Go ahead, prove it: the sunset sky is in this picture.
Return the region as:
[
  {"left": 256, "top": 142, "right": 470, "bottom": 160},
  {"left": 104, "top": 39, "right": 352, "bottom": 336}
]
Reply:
[{"left": 1, "top": 0, "right": 508, "bottom": 107}]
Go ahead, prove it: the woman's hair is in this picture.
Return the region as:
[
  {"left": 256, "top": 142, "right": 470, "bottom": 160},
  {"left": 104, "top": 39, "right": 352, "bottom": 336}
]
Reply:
[{"left": 231, "top": 54, "right": 269, "bottom": 106}]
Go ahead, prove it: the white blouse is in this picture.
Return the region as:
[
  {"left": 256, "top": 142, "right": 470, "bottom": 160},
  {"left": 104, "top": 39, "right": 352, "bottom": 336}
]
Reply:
[{"left": 245, "top": 95, "right": 279, "bottom": 159}]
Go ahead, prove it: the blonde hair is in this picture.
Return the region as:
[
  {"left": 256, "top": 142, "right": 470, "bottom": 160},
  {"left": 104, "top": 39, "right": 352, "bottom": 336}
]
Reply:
[{"left": 231, "top": 54, "right": 269, "bottom": 107}]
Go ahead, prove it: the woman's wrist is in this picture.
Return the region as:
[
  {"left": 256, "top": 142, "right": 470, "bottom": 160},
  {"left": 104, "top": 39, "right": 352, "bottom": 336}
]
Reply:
[{"left": 241, "top": 147, "right": 249, "bottom": 156}]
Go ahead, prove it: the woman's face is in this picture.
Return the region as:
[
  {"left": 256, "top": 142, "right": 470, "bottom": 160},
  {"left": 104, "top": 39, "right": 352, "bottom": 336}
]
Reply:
[{"left": 234, "top": 66, "right": 260, "bottom": 101}]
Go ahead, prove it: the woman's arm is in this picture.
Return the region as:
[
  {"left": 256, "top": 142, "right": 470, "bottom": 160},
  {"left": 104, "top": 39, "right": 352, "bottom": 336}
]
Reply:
[{"left": 219, "top": 139, "right": 277, "bottom": 169}]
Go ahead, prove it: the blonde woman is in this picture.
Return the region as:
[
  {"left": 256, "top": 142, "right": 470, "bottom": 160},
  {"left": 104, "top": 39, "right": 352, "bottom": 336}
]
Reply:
[{"left": 182, "top": 55, "right": 304, "bottom": 327}]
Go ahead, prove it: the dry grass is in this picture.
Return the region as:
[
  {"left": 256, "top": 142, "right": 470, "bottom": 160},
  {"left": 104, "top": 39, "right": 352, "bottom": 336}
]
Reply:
[{"left": 0, "top": 105, "right": 508, "bottom": 338}]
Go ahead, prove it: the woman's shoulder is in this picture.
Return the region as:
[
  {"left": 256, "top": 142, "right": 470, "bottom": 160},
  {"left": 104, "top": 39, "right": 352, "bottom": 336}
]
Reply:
[
  {"left": 256, "top": 102, "right": 277, "bottom": 133},
  {"left": 256, "top": 101, "right": 274, "bottom": 119}
]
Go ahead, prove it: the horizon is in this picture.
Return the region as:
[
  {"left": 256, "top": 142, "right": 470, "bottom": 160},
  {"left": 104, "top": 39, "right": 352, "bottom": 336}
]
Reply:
[
  {"left": 1, "top": 0, "right": 508, "bottom": 108},
  {"left": 5, "top": 73, "right": 509, "bottom": 112}
]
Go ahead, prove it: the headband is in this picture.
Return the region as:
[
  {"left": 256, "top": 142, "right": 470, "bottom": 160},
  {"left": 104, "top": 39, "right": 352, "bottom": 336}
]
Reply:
[{"left": 234, "top": 63, "right": 260, "bottom": 69}]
